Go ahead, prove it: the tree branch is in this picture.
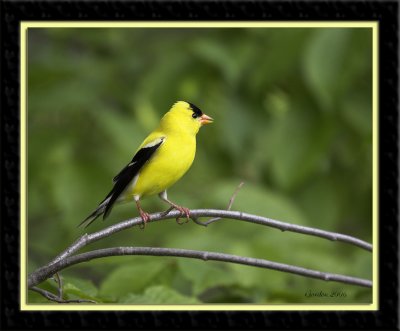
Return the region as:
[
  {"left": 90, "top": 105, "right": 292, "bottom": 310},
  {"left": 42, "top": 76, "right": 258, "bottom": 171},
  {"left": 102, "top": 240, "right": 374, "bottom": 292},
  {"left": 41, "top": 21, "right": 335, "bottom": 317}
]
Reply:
[
  {"left": 48, "top": 209, "right": 371, "bottom": 270},
  {"left": 29, "top": 246, "right": 372, "bottom": 289},
  {"left": 28, "top": 208, "right": 372, "bottom": 291}
]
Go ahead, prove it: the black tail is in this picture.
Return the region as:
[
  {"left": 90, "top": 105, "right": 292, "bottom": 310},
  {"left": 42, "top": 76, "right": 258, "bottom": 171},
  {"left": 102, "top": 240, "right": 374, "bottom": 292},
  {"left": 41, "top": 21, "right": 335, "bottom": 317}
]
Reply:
[
  {"left": 78, "top": 198, "right": 110, "bottom": 228},
  {"left": 78, "top": 137, "right": 164, "bottom": 228}
]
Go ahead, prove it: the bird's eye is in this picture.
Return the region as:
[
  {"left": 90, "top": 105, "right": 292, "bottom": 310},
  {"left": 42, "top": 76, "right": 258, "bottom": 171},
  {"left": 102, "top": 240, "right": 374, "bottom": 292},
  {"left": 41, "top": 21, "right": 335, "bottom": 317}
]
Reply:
[{"left": 192, "top": 113, "right": 198, "bottom": 119}]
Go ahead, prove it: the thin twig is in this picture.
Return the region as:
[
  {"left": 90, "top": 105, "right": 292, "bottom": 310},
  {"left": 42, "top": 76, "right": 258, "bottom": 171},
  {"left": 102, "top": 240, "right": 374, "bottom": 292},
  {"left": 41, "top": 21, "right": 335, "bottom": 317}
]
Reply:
[
  {"left": 30, "top": 286, "right": 96, "bottom": 304},
  {"left": 29, "top": 247, "right": 372, "bottom": 289},
  {"left": 227, "top": 182, "right": 244, "bottom": 210},
  {"left": 200, "top": 181, "right": 245, "bottom": 225},
  {"left": 53, "top": 272, "right": 63, "bottom": 299}
]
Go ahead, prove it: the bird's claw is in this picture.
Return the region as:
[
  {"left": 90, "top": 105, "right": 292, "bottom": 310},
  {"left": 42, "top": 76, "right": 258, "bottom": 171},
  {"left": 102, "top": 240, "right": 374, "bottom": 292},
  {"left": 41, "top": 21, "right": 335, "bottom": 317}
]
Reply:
[
  {"left": 139, "top": 211, "right": 151, "bottom": 229},
  {"left": 174, "top": 206, "right": 190, "bottom": 225}
]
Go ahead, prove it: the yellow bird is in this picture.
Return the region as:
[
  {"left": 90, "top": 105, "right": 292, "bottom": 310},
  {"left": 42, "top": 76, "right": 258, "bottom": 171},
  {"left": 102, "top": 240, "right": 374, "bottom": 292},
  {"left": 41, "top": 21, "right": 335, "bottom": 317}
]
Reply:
[{"left": 80, "top": 101, "right": 213, "bottom": 228}]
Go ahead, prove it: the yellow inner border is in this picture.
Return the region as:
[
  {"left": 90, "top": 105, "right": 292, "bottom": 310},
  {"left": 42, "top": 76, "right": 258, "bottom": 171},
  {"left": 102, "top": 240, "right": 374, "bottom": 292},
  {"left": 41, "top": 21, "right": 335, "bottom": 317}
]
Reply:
[{"left": 20, "top": 21, "right": 378, "bottom": 311}]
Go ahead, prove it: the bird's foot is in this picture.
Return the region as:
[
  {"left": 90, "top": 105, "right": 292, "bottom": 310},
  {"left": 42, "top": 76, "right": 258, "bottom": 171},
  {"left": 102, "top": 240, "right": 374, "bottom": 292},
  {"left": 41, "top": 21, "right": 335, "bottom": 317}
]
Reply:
[
  {"left": 138, "top": 210, "right": 151, "bottom": 229},
  {"left": 173, "top": 206, "right": 190, "bottom": 225}
]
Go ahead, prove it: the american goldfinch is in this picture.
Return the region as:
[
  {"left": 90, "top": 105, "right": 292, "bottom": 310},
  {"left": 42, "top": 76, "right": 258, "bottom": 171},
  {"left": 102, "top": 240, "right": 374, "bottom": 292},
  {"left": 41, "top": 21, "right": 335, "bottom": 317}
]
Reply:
[{"left": 80, "top": 101, "right": 213, "bottom": 228}]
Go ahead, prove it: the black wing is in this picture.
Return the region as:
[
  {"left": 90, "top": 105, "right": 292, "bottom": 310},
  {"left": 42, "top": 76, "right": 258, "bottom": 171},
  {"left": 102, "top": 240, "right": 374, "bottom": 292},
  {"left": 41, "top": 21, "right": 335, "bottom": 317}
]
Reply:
[{"left": 79, "top": 137, "right": 165, "bottom": 227}]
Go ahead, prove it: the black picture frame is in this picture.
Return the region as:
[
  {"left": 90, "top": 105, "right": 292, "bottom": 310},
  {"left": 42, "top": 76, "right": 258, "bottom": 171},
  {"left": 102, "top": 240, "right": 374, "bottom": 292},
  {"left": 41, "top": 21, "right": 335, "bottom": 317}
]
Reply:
[{"left": 1, "top": 0, "right": 398, "bottom": 330}]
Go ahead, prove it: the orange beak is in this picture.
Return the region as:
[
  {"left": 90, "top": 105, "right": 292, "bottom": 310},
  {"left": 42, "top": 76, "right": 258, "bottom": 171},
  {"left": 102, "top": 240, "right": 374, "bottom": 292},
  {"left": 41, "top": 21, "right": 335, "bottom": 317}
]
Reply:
[{"left": 199, "top": 114, "right": 213, "bottom": 125}]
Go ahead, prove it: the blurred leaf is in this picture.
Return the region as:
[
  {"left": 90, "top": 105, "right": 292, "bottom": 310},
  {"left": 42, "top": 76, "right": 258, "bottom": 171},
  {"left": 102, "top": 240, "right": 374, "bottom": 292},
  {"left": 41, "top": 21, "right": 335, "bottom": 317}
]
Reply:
[
  {"left": 297, "top": 176, "right": 342, "bottom": 230},
  {"left": 131, "top": 98, "right": 161, "bottom": 132},
  {"left": 303, "top": 29, "right": 351, "bottom": 111},
  {"left": 219, "top": 98, "right": 254, "bottom": 160},
  {"left": 199, "top": 284, "right": 255, "bottom": 303},
  {"left": 62, "top": 276, "right": 100, "bottom": 301},
  {"left": 191, "top": 39, "right": 239, "bottom": 85},
  {"left": 93, "top": 107, "right": 143, "bottom": 157},
  {"left": 341, "top": 93, "right": 372, "bottom": 136},
  {"left": 268, "top": 110, "right": 334, "bottom": 190},
  {"left": 99, "top": 260, "right": 169, "bottom": 299},
  {"left": 249, "top": 29, "right": 310, "bottom": 92},
  {"left": 177, "top": 259, "right": 237, "bottom": 296},
  {"left": 28, "top": 290, "right": 53, "bottom": 304},
  {"left": 120, "top": 285, "right": 201, "bottom": 304},
  {"left": 264, "top": 88, "right": 290, "bottom": 117}
]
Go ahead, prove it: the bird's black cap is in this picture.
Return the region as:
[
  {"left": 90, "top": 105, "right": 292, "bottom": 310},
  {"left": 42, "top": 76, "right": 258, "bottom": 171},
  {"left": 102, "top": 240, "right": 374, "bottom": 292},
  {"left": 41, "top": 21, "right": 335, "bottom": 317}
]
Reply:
[{"left": 188, "top": 102, "right": 203, "bottom": 117}]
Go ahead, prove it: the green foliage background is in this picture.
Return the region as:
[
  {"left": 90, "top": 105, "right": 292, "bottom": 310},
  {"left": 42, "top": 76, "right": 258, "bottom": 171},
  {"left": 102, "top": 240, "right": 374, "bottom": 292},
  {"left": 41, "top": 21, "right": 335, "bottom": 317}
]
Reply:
[{"left": 27, "top": 27, "right": 373, "bottom": 305}]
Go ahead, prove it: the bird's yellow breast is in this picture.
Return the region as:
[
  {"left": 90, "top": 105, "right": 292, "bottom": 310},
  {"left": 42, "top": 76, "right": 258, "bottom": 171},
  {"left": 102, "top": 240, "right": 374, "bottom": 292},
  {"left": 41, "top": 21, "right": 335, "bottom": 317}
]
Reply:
[{"left": 128, "top": 132, "right": 196, "bottom": 198}]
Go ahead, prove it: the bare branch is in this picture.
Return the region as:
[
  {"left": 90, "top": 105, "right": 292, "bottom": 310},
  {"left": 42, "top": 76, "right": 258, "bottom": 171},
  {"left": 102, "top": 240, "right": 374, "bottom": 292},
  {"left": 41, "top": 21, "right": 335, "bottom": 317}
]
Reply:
[
  {"left": 29, "top": 246, "right": 372, "bottom": 289},
  {"left": 48, "top": 209, "right": 372, "bottom": 270},
  {"left": 27, "top": 208, "right": 372, "bottom": 295}
]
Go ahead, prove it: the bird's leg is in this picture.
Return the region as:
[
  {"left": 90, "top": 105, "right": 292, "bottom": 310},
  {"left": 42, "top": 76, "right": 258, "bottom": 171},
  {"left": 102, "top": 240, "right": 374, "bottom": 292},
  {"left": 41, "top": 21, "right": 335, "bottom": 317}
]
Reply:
[
  {"left": 135, "top": 198, "right": 150, "bottom": 229},
  {"left": 158, "top": 190, "right": 190, "bottom": 224}
]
